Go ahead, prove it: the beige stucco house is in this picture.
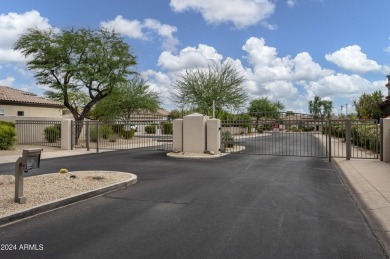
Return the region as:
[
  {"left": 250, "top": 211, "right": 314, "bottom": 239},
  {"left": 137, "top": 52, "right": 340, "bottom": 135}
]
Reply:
[{"left": 0, "top": 85, "right": 65, "bottom": 118}]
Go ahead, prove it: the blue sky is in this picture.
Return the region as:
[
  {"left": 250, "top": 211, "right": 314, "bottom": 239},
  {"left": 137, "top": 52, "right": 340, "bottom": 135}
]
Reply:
[{"left": 1, "top": 0, "right": 389, "bottom": 114}]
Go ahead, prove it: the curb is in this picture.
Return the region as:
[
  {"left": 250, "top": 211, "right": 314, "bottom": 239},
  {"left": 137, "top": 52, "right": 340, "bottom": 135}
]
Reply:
[
  {"left": 331, "top": 159, "right": 390, "bottom": 257},
  {"left": 0, "top": 175, "right": 137, "bottom": 227},
  {"left": 166, "top": 152, "right": 228, "bottom": 159}
]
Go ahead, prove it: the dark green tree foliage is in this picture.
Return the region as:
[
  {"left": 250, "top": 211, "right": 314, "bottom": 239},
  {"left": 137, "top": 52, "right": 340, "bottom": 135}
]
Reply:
[
  {"left": 353, "top": 90, "right": 384, "bottom": 120},
  {"left": 171, "top": 62, "right": 248, "bottom": 117},
  {"left": 308, "top": 96, "right": 333, "bottom": 119},
  {"left": 92, "top": 76, "right": 160, "bottom": 121},
  {"left": 14, "top": 27, "right": 137, "bottom": 136},
  {"left": 247, "top": 98, "right": 285, "bottom": 128}
]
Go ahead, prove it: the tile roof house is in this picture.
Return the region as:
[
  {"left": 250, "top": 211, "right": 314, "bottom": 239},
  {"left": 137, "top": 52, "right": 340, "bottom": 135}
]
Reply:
[{"left": 0, "top": 85, "right": 65, "bottom": 117}]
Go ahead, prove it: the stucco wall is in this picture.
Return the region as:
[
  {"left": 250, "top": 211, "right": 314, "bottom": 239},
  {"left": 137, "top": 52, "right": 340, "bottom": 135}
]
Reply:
[{"left": 0, "top": 104, "right": 63, "bottom": 118}]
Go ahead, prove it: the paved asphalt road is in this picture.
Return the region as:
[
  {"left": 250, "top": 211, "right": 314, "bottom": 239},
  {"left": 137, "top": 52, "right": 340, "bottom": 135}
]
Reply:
[{"left": 0, "top": 150, "right": 388, "bottom": 258}]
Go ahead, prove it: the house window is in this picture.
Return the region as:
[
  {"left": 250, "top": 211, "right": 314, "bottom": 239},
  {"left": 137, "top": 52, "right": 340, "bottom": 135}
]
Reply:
[
  {"left": 0, "top": 109, "right": 4, "bottom": 116},
  {"left": 17, "top": 111, "right": 24, "bottom": 116}
]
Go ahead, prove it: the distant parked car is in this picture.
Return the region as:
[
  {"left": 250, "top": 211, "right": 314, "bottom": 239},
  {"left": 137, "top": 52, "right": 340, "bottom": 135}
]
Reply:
[
  {"left": 130, "top": 125, "right": 138, "bottom": 132},
  {"left": 124, "top": 124, "right": 138, "bottom": 132}
]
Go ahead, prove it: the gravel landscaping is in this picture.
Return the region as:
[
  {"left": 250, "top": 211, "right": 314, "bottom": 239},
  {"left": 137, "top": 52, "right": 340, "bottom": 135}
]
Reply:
[{"left": 0, "top": 171, "right": 135, "bottom": 217}]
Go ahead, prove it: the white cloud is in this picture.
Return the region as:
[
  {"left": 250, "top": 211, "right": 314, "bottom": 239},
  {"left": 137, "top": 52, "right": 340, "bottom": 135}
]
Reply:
[
  {"left": 0, "top": 10, "right": 54, "bottom": 63},
  {"left": 143, "top": 19, "right": 179, "bottom": 52},
  {"left": 141, "top": 70, "right": 176, "bottom": 109},
  {"left": 325, "top": 45, "right": 381, "bottom": 73},
  {"left": 287, "top": 0, "right": 297, "bottom": 8},
  {"left": 0, "top": 76, "right": 15, "bottom": 86},
  {"left": 303, "top": 73, "right": 372, "bottom": 98},
  {"left": 169, "top": 0, "right": 275, "bottom": 28},
  {"left": 100, "top": 16, "right": 145, "bottom": 39},
  {"left": 100, "top": 16, "right": 179, "bottom": 52},
  {"left": 242, "top": 37, "right": 333, "bottom": 83},
  {"left": 158, "top": 44, "right": 223, "bottom": 71}
]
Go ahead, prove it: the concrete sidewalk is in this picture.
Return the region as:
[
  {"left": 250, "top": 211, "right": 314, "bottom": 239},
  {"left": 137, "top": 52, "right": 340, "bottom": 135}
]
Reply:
[
  {"left": 333, "top": 158, "right": 390, "bottom": 254},
  {"left": 0, "top": 148, "right": 114, "bottom": 164}
]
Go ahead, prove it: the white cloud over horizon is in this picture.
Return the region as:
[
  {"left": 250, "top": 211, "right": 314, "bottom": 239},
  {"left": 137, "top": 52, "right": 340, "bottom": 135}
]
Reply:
[
  {"left": 148, "top": 37, "right": 389, "bottom": 113},
  {"left": 325, "top": 45, "right": 382, "bottom": 74},
  {"left": 169, "top": 0, "right": 275, "bottom": 28}
]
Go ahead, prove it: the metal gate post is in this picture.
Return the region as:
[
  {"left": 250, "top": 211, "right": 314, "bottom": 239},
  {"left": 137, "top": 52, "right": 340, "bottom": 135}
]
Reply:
[
  {"left": 86, "top": 121, "right": 90, "bottom": 151},
  {"left": 96, "top": 121, "right": 99, "bottom": 153},
  {"left": 380, "top": 119, "right": 383, "bottom": 161},
  {"left": 71, "top": 121, "right": 75, "bottom": 150},
  {"left": 328, "top": 120, "right": 332, "bottom": 162},
  {"left": 345, "top": 119, "right": 351, "bottom": 160}
]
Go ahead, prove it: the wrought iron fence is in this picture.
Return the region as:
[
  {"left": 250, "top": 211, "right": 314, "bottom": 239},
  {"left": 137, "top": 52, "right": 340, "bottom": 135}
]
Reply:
[
  {"left": 326, "top": 120, "right": 379, "bottom": 159},
  {"left": 72, "top": 116, "right": 173, "bottom": 152},
  {"left": 221, "top": 117, "right": 328, "bottom": 157},
  {"left": 15, "top": 120, "right": 62, "bottom": 147}
]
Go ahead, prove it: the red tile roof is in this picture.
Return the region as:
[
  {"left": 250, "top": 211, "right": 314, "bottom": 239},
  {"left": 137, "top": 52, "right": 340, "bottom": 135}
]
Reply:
[{"left": 0, "top": 85, "right": 64, "bottom": 107}]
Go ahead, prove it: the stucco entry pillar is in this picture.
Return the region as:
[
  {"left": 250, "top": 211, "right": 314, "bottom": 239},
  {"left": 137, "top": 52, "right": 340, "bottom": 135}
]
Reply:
[
  {"left": 383, "top": 118, "right": 390, "bottom": 162},
  {"left": 183, "top": 113, "right": 207, "bottom": 153},
  {"left": 61, "top": 119, "right": 72, "bottom": 150},
  {"left": 207, "top": 118, "right": 221, "bottom": 155},
  {"left": 172, "top": 119, "right": 183, "bottom": 151}
]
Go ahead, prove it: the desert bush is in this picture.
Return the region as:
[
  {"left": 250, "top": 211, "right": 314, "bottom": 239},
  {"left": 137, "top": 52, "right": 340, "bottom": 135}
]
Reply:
[
  {"left": 161, "top": 122, "right": 173, "bottom": 135},
  {"left": 112, "top": 124, "right": 124, "bottom": 135},
  {"left": 0, "top": 124, "right": 16, "bottom": 150},
  {"left": 44, "top": 124, "right": 61, "bottom": 143},
  {"left": 123, "top": 129, "right": 135, "bottom": 139},
  {"left": 145, "top": 125, "right": 156, "bottom": 134},
  {"left": 222, "top": 131, "right": 234, "bottom": 148},
  {"left": 302, "top": 126, "right": 314, "bottom": 132}
]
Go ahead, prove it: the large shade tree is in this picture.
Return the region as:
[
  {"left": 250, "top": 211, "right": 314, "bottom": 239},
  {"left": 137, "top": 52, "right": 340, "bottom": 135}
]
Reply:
[
  {"left": 308, "top": 95, "right": 333, "bottom": 119},
  {"left": 353, "top": 90, "right": 384, "bottom": 120},
  {"left": 91, "top": 76, "right": 161, "bottom": 121},
  {"left": 171, "top": 62, "right": 248, "bottom": 117},
  {"left": 14, "top": 27, "right": 137, "bottom": 138}
]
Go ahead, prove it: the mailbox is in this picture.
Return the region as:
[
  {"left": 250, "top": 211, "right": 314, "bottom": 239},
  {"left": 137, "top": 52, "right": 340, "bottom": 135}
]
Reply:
[
  {"left": 15, "top": 148, "right": 43, "bottom": 204},
  {"left": 22, "top": 149, "right": 42, "bottom": 172}
]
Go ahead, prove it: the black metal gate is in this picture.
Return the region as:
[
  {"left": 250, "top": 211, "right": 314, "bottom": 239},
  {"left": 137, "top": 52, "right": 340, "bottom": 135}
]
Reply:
[
  {"left": 71, "top": 114, "right": 172, "bottom": 152},
  {"left": 220, "top": 113, "right": 380, "bottom": 159}
]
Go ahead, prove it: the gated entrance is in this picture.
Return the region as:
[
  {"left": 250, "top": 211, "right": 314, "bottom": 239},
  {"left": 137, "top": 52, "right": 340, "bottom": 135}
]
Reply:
[
  {"left": 71, "top": 114, "right": 173, "bottom": 152},
  {"left": 220, "top": 112, "right": 380, "bottom": 159}
]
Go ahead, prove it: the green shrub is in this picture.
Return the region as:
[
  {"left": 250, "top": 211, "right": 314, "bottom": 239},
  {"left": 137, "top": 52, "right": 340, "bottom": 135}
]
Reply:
[
  {"left": 100, "top": 125, "right": 113, "bottom": 139},
  {"left": 0, "top": 124, "right": 16, "bottom": 150},
  {"left": 161, "top": 122, "right": 173, "bottom": 135},
  {"left": 0, "top": 121, "right": 15, "bottom": 128},
  {"left": 145, "top": 125, "right": 156, "bottom": 134},
  {"left": 89, "top": 124, "right": 114, "bottom": 142},
  {"left": 90, "top": 125, "right": 99, "bottom": 142},
  {"left": 44, "top": 124, "right": 61, "bottom": 143},
  {"left": 256, "top": 127, "right": 264, "bottom": 134},
  {"left": 112, "top": 124, "right": 124, "bottom": 135},
  {"left": 123, "top": 129, "right": 135, "bottom": 139},
  {"left": 222, "top": 131, "right": 234, "bottom": 148},
  {"left": 302, "top": 126, "right": 314, "bottom": 132}
]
